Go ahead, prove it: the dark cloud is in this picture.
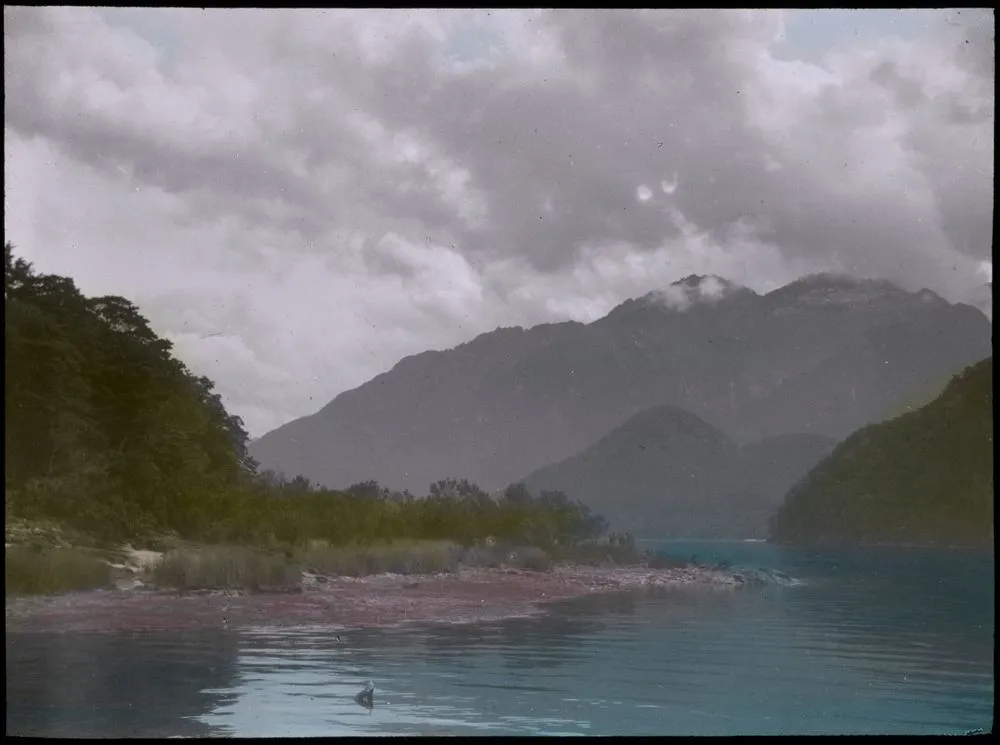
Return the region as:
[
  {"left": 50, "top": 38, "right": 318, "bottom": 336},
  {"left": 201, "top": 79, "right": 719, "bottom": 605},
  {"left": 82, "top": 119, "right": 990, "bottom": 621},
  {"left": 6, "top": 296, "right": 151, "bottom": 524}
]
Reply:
[{"left": 3, "top": 8, "right": 992, "bottom": 435}]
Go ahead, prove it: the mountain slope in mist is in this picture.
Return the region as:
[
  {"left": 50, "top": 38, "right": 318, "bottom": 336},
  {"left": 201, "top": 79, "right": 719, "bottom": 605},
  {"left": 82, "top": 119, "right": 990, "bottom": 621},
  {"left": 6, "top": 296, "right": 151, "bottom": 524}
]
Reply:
[
  {"left": 770, "top": 357, "right": 993, "bottom": 547},
  {"left": 519, "top": 405, "right": 836, "bottom": 539},
  {"left": 249, "top": 273, "right": 991, "bottom": 493}
]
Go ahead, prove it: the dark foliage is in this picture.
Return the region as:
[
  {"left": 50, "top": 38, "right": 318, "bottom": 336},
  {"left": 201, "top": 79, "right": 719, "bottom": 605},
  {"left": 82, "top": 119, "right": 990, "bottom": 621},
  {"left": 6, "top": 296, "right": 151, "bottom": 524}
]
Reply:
[
  {"left": 769, "top": 357, "right": 993, "bottom": 547},
  {"left": 4, "top": 243, "right": 608, "bottom": 550}
]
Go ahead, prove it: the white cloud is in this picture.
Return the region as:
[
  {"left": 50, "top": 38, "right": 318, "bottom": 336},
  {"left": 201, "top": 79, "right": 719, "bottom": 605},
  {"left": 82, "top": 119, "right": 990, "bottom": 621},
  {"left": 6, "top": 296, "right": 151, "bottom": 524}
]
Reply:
[{"left": 4, "top": 8, "right": 993, "bottom": 436}]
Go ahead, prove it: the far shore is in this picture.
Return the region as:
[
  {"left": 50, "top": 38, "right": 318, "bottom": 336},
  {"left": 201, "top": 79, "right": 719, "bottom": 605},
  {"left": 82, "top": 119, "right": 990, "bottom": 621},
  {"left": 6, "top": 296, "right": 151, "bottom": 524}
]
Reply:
[
  {"left": 5, "top": 561, "right": 748, "bottom": 635},
  {"left": 767, "top": 537, "right": 995, "bottom": 551}
]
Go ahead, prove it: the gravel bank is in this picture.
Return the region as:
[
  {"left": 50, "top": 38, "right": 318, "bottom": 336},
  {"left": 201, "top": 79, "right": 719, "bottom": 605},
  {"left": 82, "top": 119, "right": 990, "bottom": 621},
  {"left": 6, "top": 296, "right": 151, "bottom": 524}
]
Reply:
[{"left": 6, "top": 563, "right": 745, "bottom": 634}]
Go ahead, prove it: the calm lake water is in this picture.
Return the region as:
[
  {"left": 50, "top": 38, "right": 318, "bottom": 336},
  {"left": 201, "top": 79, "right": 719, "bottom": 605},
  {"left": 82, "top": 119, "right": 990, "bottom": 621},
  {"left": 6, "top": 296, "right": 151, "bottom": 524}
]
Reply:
[{"left": 6, "top": 541, "right": 994, "bottom": 736}]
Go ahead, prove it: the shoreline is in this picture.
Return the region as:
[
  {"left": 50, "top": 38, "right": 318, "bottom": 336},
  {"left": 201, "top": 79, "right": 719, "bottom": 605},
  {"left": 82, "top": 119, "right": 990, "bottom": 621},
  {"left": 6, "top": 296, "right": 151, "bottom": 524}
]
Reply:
[
  {"left": 5, "top": 563, "right": 747, "bottom": 635},
  {"left": 767, "top": 538, "right": 995, "bottom": 551}
]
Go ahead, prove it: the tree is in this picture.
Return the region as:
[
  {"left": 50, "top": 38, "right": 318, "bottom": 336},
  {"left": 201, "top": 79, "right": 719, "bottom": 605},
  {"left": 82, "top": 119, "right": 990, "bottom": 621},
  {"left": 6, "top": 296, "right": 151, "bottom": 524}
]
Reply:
[
  {"left": 502, "top": 482, "right": 534, "bottom": 506},
  {"left": 4, "top": 242, "right": 260, "bottom": 540},
  {"left": 287, "top": 475, "right": 313, "bottom": 492},
  {"left": 430, "top": 477, "right": 492, "bottom": 505},
  {"left": 346, "top": 480, "right": 389, "bottom": 501}
]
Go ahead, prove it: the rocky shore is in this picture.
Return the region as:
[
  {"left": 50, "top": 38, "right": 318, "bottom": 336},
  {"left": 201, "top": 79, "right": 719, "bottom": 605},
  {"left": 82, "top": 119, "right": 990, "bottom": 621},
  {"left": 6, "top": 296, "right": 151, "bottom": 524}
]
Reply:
[{"left": 5, "top": 562, "right": 747, "bottom": 635}]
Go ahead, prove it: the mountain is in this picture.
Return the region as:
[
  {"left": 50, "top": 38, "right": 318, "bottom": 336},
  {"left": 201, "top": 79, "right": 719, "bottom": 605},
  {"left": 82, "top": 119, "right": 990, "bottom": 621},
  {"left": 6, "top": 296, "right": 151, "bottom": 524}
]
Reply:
[
  {"left": 967, "top": 280, "right": 992, "bottom": 319},
  {"left": 518, "top": 405, "right": 836, "bottom": 539},
  {"left": 736, "top": 433, "right": 840, "bottom": 504},
  {"left": 249, "top": 272, "right": 991, "bottom": 493},
  {"left": 769, "top": 357, "right": 993, "bottom": 547}
]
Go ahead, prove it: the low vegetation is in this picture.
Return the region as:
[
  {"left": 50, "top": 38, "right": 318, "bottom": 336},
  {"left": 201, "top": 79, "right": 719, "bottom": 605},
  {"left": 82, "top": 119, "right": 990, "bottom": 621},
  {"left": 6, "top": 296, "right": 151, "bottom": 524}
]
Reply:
[
  {"left": 5, "top": 516, "right": 113, "bottom": 553},
  {"left": 5, "top": 524, "right": 651, "bottom": 598},
  {"left": 137, "top": 535, "right": 645, "bottom": 591},
  {"left": 3, "top": 243, "right": 652, "bottom": 596},
  {"left": 296, "top": 540, "right": 463, "bottom": 578},
  {"left": 147, "top": 545, "right": 301, "bottom": 592},
  {"left": 6, "top": 545, "right": 114, "bottom": 596}
]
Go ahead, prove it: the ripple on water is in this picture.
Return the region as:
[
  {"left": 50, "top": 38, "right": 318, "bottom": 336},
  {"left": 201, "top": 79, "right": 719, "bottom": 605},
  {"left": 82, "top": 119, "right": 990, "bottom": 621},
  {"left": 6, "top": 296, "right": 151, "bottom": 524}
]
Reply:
[{"left": 7, "top": 545, "right": 994, "bottom": 736}]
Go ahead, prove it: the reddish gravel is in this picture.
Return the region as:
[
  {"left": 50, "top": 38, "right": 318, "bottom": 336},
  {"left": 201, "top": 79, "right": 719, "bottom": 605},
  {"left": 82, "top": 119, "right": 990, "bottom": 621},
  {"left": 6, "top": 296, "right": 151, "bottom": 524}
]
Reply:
[{"left": 5, "top": 564, "right": 743, "bottom": 634}]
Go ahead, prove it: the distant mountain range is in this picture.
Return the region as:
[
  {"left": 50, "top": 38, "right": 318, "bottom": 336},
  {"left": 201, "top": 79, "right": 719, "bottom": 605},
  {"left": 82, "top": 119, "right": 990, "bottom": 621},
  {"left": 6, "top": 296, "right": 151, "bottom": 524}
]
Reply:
[
  {"left": 250, "top": 272, "right": 992, "bottom": 497},
  {"left": 770, "top": 357, "right": 993, "bottom": 547},
  {"left": 520, "top": 405, "right": 836, "bottom": 539}
]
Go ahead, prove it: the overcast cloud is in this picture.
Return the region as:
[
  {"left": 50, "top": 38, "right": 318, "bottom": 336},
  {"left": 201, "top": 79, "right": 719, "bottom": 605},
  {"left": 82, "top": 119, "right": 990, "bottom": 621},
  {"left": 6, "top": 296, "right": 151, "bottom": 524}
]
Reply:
[{"left": 4, "top": 8, "right": 994, "bottom": 436}]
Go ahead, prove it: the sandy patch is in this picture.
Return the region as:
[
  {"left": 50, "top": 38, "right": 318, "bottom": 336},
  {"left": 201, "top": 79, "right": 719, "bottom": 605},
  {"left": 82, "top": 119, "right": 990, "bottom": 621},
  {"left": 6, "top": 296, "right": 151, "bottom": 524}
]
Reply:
[{"left": 120, "top": 545, "right": 164, "bottom": 573}]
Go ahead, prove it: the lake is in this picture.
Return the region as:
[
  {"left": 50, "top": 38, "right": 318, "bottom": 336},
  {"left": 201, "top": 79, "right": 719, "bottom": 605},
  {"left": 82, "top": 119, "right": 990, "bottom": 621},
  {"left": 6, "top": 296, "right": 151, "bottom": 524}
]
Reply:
[{"left": 5, "top": 540, "right": 994, "bottom": 736}]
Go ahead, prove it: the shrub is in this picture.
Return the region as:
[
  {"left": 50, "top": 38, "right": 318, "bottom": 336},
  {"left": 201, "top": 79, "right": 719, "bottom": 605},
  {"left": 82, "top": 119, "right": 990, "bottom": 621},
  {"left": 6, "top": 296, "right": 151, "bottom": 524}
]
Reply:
[
  {"left": 148, "top": 545, "right": 301, "bottom": 591},
  {"left": 458, "top": 544, "right": 504, "bottom": 569},
  {"left": 5, "top": 546, "right": 113, "bottom": 596},
  {"left": 548, "top": 540, "right": 645, "bottom": 566},
  {"left": 140, "top": 532, "right": 186, "bottom": 554},
  {"left": 504, "top": 545, "right": 553, "bottom": 572},
  {"left": 297, "top": 540, "right": 462, "bottom": 577}
]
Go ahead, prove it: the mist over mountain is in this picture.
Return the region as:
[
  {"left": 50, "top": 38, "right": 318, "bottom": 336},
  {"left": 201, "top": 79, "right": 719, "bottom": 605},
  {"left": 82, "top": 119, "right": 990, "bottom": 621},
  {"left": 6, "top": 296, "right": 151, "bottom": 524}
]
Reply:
[
  {"left": 519, "top": 405, "right": 837, "bottom": 539},
  {"left": 249, "top": 272, "right": 991, "bottom": 493},
  {"left": 770, "top": 357, "right": 993, "bottom": 547}
]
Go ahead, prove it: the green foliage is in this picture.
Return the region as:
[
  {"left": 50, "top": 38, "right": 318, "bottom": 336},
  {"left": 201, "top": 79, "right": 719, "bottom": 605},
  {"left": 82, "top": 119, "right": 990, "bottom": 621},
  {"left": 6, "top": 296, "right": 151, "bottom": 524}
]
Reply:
[
  {"left": 6, "top": 546, "right": 113, "bottom": 596},
  {"left": 876, "top": 373, "right": 953, "bottom": 422},
  {"left": 548, "top": 533, "right": 644, "bottom": 566},
  {"left": 4, "top": 242, "right": 610, "bottom": 563},
  {"left": 770, "top": 357, "right": 993, "bottom": 547},
  {"left": 507, "top": 546, "right": 553, "bottom": 572},
  {"left": 5, "top": 243, "right": 256, "bottom": 539},
  {"left": 297, "top": 540, "right": 463, "bottom": 577},
  {"left": 148, "top": 546, "right": 301, "bottom": 591}
]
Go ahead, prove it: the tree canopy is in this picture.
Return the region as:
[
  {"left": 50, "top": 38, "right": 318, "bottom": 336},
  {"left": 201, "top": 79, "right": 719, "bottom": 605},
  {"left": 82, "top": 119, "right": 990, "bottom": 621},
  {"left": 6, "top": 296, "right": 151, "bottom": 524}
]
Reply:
[
  {"left": 4, "top": 242, "right": 608, "bottom": 550},
  {"left": 5, "top": 243, "right": 255, "bottom": 538},
  {"left": 769, "top": 356, "right": 993, "bottom": 547}
]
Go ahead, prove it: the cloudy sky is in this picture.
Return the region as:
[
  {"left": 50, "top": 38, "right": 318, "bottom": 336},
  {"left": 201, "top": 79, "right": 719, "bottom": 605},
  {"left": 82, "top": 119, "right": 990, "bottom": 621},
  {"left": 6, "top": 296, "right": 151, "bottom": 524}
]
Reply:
[{"left": 4, "top": 8, "right": 994, "bottom": 437}]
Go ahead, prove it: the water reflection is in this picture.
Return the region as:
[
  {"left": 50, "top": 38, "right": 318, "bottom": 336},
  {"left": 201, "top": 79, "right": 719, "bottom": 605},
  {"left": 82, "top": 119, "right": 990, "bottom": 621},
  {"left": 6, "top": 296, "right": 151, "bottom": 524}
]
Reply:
[
  {"left": 782, "top": 546, "right": 994, "bottom": 728},
  {"left": 6, "top": 544, "right": 994, "bottom": 736},
  {"left": 354, "top": 680, "right": 375, "bottom": 711},
  {"left": 6, "top": 629, "right": 238, "bottom": 737}
]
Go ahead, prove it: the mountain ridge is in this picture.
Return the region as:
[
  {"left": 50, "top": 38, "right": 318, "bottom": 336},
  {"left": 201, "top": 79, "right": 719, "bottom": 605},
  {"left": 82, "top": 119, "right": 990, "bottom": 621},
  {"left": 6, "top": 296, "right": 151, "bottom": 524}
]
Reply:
[
  {"left": 519, "top": 404, "right": 837, "bottom": 539},
  {"left": 249, "top": 272, "right": 991, "bottom": 493},
  {"left": 769, "top": 356, "right": 993, "bottom": 547}
]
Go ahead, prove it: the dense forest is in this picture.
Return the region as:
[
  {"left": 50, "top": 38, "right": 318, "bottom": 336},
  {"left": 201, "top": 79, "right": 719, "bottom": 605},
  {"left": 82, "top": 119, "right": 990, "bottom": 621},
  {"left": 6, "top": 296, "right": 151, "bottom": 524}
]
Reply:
[
  {"left": 769, "top": 357, "right": 993, "bottom": 547},
  {"left": 4, "top": 243, "right": 608, "bottom": 550}
]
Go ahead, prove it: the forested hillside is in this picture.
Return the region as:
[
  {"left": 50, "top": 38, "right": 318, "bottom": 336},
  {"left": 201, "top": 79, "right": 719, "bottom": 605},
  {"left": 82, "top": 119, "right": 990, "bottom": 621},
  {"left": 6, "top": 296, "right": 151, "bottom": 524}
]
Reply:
[
  {"left": 5, "top": 243, "right": 255, "bottom": 538},
  {"left": 250, "top": 273, "right": 992, "bottom": 494},
  {"left": 769, "top": 357, "right": 993, "bottom": 547},
  {"left": 4, "top": 243, "right": 606, "bottom": 550}
]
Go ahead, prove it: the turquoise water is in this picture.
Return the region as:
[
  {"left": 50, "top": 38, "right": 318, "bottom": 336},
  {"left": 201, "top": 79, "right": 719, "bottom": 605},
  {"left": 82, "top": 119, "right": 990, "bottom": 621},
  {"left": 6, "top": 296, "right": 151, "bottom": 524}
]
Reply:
[{"left": 6, "top": 541, "right": 994, "bottom": 736}]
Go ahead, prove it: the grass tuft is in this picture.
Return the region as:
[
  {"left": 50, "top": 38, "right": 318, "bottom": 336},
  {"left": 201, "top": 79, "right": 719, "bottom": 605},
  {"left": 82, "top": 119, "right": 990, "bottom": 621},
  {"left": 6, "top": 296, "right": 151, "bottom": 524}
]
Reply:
[
  {"left": 297, "top": 540, "right": 462, "bottom": 577},
  {"left": 506, "top": 545, "right": 553, "bottom": 572},
  {"left": 5, "top": 546, "right": 114, "bottom": 596},
  {"left": 147, "top": 545, "right": 301, "bottom": 591},
  {"left": 547, "top": 541, "right": 645, "bottom": 567}
]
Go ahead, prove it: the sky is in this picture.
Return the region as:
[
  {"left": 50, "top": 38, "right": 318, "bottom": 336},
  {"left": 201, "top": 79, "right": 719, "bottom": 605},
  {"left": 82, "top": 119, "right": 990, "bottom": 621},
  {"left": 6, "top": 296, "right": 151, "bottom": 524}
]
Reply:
[{"left": 4, "top": 8, "right": 994, "bottom": 438}]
